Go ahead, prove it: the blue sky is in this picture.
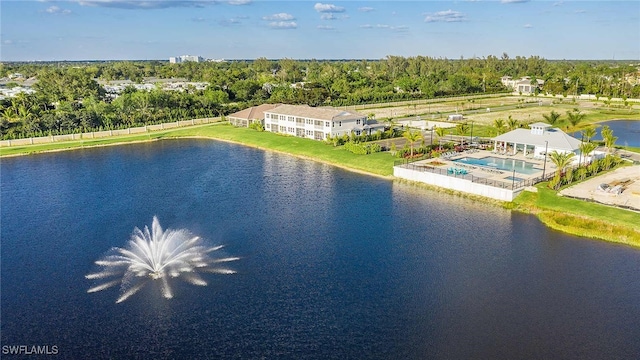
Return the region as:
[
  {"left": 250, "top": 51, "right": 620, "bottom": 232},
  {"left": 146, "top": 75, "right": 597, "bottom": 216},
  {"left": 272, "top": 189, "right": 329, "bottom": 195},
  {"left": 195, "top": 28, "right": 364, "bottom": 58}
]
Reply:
[{"left": 1, "top": 1, "right": 639, "bottom": 61}]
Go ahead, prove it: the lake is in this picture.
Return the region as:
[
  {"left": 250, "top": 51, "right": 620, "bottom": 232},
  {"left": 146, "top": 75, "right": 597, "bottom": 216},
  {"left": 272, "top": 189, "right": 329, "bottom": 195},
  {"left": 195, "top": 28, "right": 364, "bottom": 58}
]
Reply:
[
  {"left": 2, "top": 140, "right": 640, "bottom": 359},
  {"left": 574, "top": 119, "right": 640, "bottom": 147}
]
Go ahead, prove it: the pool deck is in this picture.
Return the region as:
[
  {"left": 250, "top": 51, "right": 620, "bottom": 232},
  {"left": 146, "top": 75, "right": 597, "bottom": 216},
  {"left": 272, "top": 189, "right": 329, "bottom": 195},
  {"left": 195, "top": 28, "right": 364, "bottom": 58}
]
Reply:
[
  {"left": 393, "top": 149, "right": 559, "bottom": 201},
  {"left": 423, "top": 150, "right": 555, "bottom": 182}
]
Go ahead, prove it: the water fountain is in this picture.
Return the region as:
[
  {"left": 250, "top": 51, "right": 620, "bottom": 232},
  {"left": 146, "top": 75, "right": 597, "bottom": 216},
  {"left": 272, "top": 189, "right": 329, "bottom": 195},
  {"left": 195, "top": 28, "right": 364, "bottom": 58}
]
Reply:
[{"left": 86, "top": 216, "right": 238, "bottom": 303}]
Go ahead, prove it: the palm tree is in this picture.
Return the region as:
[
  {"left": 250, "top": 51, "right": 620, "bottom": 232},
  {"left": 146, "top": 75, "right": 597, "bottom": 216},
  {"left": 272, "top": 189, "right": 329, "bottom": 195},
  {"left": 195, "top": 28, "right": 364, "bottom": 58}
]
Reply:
[
  {"left": 579, "top": 141, "right": 597, "bottom": 166},
  {"left": 549, "top": 151, "right": 576, "bottom": 176},
  {"left": 402, "top": 129, "right": 423, "bottom": 157},
  {"left": 455, "top": 122, "right": 469, "bottom": 136},
  {"left": 384, "top": 118, "right": 398, "bottom": 136},
  {"left": 493, "top": 118, "right": 505, "bottom": 135},
  {"left": 566, "top": 109, "right": 585, "bottom": 128},
  {"left": 506, "top": 115, "right": 519, "bottom": 131},
  {"left": 542, "top": 110, "right": 561, "bottom": 125},
  {"left": 601, "top": 126, "right": 618, "bottom": 153},
  {"left": 435, "top": 126, "right": 447, "bottom": 151},
  {"left": 582, "top": 126, "right": 597, "bottom": 142}
]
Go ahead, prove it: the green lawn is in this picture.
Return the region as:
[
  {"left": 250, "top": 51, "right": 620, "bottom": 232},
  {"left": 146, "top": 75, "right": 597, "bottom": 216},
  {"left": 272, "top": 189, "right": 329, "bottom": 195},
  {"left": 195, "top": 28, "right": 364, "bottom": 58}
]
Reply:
[{"left": 512, "top": 184, "right": 640, "bottom": 246}]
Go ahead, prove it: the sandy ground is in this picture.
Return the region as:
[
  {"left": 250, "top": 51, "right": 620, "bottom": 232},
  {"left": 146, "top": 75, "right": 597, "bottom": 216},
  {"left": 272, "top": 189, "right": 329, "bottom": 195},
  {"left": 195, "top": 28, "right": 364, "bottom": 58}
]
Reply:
[{"left": 560, "top": 165, "right": 640, "bottom": 211}]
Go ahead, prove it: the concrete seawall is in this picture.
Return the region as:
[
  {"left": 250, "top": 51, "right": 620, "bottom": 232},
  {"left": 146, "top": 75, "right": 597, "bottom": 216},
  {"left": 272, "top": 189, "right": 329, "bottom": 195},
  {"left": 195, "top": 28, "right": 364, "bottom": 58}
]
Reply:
[{"left": 394, "top": 165, "right": 521, "bottom": 201}]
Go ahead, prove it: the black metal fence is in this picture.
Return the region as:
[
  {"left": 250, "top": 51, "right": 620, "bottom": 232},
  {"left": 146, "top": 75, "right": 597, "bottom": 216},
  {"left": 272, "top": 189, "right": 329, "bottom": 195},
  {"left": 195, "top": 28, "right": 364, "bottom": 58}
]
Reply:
[{"left": 395, "top": 162, "right": 555, "bottom": 191}]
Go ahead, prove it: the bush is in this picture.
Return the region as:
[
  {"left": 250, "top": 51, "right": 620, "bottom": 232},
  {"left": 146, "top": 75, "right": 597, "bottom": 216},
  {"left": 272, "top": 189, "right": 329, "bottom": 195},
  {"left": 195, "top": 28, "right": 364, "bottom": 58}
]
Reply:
[
  {"left": 248, "top": 122, "right": 264, "bottom": 131},
  {"left": 343, "top": 141, "right": 382, "bottom": 155}
]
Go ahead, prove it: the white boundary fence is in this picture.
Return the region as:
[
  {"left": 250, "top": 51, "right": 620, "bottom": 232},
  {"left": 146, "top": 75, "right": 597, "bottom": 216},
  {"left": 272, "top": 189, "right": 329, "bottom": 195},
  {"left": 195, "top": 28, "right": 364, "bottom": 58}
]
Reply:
[{"left": 0, "top": 117, "right": 219, "bottom": 147}]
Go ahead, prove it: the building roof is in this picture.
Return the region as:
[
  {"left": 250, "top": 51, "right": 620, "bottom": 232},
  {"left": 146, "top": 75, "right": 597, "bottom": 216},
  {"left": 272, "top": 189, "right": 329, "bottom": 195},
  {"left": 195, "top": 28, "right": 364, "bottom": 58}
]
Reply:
[
  {"left": 228, "top": 103, "right": 281, "bottom": 120},
  {"left": 529, "top": 122, "right": 552, "bottom": 128},
  {"left": 266, "top": 104, "right": 366, "bottom": 121},
  {"left": 493, "top": 127, "right": 582, "bottom": 151}
]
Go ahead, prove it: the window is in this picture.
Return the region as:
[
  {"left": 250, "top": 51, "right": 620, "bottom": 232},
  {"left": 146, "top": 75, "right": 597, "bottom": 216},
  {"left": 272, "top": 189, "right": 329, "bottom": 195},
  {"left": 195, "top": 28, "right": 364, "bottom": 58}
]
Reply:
[
  {"left": 339, "top": 121, "right": 342, "bottom": 127},
  {"left": 279, "top": 115, "right": 286, "bottom": 121},
  {"left": 357, "top": 119, "right": 361, "bottom": 125},
  {"left": 265, "top": 124, "right": 271, "bottom": 129},
  {"left": 325, "top": 122, "right": 330, "bottom": 127},
  {"left": 288, "top": 116, "right": 294, "bottom": 122}
]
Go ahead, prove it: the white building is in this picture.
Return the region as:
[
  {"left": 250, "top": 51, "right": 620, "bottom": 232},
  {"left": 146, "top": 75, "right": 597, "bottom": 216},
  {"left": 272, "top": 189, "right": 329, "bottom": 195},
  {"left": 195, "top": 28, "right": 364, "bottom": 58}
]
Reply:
[
  {"left": 228, "top": 104, "right": 281, "bottom": 127},
  {"left": 169, "top": 55, "right": 204, "bottom": 63},
  {"left": 492, "top": 122, "right": 582, "bottom": 159},
  {"left": 263, "top": 104, "right": 384, "bottom": 141},
  {"left": 501, "top": 76, "right": 544, "bottom": 94}
]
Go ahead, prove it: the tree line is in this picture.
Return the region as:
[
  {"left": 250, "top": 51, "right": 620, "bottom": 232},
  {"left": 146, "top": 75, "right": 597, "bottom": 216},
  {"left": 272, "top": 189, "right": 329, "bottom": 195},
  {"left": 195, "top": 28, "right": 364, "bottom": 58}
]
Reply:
[{"left": 1, "top": 55, "right": 638, "bottom": 139}]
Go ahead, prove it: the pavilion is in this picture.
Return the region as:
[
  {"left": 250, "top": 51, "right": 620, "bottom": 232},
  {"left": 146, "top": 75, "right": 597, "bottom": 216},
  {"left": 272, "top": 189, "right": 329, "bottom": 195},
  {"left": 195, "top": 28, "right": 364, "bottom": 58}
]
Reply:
[{"left": 492, "top": 122, "right": 582, "bottom": 159}]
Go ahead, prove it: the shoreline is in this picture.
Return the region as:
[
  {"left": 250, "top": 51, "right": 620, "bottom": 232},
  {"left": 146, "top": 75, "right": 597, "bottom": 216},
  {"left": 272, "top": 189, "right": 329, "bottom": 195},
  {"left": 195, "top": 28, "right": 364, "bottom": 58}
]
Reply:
[
  {"left": 2, "top": 125, "right": 639, "bottom": 247},
  {"left": 178, "top": 135, "right": 395, "bottom": 181}
]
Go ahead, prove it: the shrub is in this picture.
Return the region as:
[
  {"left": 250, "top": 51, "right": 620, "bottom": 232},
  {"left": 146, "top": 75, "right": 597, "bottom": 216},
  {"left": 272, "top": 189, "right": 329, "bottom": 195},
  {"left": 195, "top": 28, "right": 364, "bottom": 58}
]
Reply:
[
  {"left": 343, "top": 141, "right": 382, "bottom": 155},
  {"left": 248, "top": 122, "right": 264, "bottom": 131}
]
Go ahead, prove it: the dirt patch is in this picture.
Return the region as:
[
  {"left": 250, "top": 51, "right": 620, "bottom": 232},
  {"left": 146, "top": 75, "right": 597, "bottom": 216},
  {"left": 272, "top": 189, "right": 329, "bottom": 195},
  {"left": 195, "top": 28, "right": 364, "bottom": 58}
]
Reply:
[{"left": 560, "top": 165, "right": 640, "bottom": 211}]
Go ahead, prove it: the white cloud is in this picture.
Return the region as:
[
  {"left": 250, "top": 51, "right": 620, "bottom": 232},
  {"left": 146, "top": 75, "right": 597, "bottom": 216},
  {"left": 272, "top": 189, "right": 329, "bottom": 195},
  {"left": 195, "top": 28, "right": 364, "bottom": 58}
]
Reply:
[
  {"left": 219, "top": 18, "right": 242, "bottom": 26},
  {"left": 74, "top": 1, "right": 218, "bottom": 10},
  {"left": 268, "top": 21, "right": 297, "bottom": 29},
  {"left": 228, "top": 0, "right": 251, "bottom": 4},
  {"left": 501, "top": 0, "right": 530, "bottom": 3},
  {"left": 524, "top": 23, "right": 533, "bottom": 28},
  {"left": 46, "top": 5, "right": 72, "bottom": 14},
  {"left": 553, "top": 1, "right": 563, "bottom": 6},
  {"left": 262, "top": 13, "right": 295, "bottom": 21},
  {"left": 424, "top": 10, "right": 466, "bottom": 23},
  {"left": 320, "top": 13, "right": 336, "bottom": 20},
  {"left": 314, "top": 3, "right": 345, "bottom": 13},
  {"left": 361, "top": 24, "right": 409, "bottom": 32},
  {"left": 575, "top": 9, "right": 586, "bottom": 13},
  {"left": 358, "top": 7, "right": 374, "bottom": 12},
  {"left": 317, "top": 25, "right": 334, "bottom": 30}
]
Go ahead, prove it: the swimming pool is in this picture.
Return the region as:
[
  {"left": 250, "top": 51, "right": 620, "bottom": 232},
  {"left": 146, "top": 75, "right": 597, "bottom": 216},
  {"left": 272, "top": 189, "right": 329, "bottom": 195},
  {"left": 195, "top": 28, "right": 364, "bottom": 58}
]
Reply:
[{"left": 453, "top": 156, "right": 540, "bottom": 175}]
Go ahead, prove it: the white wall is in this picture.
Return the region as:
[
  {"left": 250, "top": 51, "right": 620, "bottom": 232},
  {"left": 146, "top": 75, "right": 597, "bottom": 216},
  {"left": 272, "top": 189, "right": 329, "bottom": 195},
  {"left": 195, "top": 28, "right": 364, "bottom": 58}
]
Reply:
[{"left": 394, "top": 166, "right": 519, "bottom": 201}]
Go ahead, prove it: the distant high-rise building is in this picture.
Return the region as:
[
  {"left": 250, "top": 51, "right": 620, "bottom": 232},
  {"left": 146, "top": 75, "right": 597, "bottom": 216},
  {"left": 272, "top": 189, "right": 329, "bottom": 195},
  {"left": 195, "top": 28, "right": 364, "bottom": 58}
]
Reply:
[{"left": 169, "top": 55, "right": 204, "bottom": 63}]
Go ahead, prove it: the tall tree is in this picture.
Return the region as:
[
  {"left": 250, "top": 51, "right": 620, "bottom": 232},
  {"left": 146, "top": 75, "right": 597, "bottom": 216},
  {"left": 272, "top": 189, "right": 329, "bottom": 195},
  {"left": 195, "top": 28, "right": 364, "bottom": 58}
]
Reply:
[
  {"left": 582, "top": 126, "right": 597, "bottom": 142},
  {"left": 402, "top": 129, "right": 423, "bottom": 157},
  {"left": 435, "top": 126, "right": 447, "bottom": 151},
  {"left": 601, "top": 125, "right": 618, "bottom": 153},
  {"left": 579, "top": 142, "right": 597, "bottom": 166},
  {"left": 566, "top": 109, "right": 585, "bottom": 128},
  {"left": 542, "top": 110, "right": 561, "bottom": 125},
  {"left": 548, "top": 151, "right": 576, "bottom": 190},
  {"left": 493, "top": 118, "right": 505, "bottom": 135}
]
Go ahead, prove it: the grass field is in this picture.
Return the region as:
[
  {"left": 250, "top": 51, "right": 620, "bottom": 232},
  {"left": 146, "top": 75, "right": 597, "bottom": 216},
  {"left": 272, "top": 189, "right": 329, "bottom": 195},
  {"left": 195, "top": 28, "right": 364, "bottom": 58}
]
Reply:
[{"left": 511, "top": 185, "right": 640, "bottom": 246}]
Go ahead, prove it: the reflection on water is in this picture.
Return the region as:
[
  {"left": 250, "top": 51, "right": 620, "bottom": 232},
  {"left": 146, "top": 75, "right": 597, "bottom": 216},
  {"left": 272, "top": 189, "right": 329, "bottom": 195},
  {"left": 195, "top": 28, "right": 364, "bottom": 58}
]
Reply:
[
  {"left": 2, "top": 139, "right": 640, "bottom": 359},
  {"left": 574, "top": 119, "right": 640, "bottom": 147}
]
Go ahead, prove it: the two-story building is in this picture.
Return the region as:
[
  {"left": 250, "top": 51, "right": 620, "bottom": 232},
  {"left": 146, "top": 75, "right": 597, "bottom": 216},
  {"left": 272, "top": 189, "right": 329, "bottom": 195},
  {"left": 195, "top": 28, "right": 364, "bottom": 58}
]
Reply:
[{"left": 263, "top": 104, "right": 384, "bottom": 140}]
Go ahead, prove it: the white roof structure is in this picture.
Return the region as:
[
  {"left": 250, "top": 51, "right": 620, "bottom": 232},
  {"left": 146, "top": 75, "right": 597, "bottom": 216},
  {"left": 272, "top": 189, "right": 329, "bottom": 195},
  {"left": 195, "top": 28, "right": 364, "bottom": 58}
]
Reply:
[{"left": 493, "top": 123, "right": 582, "bottom": 154}]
